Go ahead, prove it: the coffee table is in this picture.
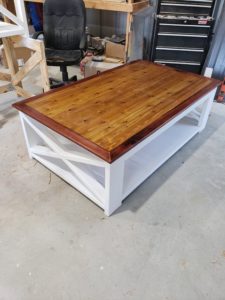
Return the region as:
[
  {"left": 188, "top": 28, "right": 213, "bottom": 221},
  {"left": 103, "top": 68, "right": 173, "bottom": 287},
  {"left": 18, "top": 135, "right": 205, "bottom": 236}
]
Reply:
[{"left": 13, "top": 61, "right": 220, "bottom": 215}]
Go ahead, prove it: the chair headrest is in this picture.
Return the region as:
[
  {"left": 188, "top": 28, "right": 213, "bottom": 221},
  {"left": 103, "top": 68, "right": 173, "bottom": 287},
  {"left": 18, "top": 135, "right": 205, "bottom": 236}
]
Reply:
[{"left": 44, "top": 0, "right": 85, "bottom": 17}]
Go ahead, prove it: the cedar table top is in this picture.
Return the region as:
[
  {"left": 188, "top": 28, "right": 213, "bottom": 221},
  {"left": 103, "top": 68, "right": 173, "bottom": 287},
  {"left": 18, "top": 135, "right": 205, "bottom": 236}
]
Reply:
[{"left": 13, "top": 60, "right": 220, "bottom": 163}]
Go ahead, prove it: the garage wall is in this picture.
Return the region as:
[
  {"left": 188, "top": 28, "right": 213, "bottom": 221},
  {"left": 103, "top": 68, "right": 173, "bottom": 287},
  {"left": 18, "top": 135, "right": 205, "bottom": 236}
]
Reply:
[{"left": 202, "top": 0, "right": 225, "bottom": 79}]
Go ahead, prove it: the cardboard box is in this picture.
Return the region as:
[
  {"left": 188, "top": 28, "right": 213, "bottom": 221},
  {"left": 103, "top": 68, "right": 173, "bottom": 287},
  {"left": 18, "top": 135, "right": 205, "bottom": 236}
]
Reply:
[
  {"left": 105, "top": 41, "right": 125, "bottom": 61},
  {"left": 84, "top": 61, "right": 123, "bottom": 78},
  {"left": 1, "top": 46, "right": 32, "bottom": 68}
]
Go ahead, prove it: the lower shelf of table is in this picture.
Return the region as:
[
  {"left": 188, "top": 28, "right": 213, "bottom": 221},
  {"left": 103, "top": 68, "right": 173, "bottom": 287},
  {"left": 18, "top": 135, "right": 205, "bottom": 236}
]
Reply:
[
  {"left": 26, "top": 114, "right": 200, "bottom": 209},
  {"left": 20, "top": 98, "right": 207, "bottom": 215},
  {"left": 122, "top": 116, "right": 199, "bottom": 198},
  {"left": 29, "top": 115, "right": 199, "bottom": 204}
]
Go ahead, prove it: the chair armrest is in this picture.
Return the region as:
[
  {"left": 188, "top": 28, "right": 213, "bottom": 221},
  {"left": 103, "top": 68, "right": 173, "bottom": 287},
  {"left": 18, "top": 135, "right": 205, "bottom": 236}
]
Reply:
[{"left": 33, "top": 31, "right": 44, "bottom": 40}]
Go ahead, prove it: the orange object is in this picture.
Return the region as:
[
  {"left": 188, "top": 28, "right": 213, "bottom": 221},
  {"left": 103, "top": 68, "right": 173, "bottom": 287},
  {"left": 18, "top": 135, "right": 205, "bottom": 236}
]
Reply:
[{"left": 217, "top": 78, "right": 225, "bottom": 102}]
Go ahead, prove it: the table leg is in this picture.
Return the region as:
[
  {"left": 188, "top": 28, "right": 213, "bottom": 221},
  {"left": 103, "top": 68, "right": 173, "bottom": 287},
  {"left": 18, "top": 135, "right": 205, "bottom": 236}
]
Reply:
[
  {"left": 198, "top": 89, "right": 216, "bottom": 132},
  {"left": 105, "top": 159, "right": 124, "bottom": 216}
]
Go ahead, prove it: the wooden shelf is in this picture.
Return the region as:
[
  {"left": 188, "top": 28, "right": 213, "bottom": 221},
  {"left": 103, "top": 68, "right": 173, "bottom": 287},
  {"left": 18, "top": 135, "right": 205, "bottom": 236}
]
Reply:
[
  {"left": 23, "top": 0, "right": 150, "bottom": 61},
  {"left": 24, "top": 0, "right": 43, "bottom": 2},
  {"left": 84, "top": 0, "right": 149, "bottom": 13},
  {"left": 24, "top": 0, "right": 149, "bottom": 13}
]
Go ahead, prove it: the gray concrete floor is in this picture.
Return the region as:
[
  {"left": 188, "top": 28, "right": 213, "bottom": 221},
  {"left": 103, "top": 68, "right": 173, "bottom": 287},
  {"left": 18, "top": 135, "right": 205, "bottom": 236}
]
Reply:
[{"left": 0, "top": 65, "right": 225, "bottom": 300}]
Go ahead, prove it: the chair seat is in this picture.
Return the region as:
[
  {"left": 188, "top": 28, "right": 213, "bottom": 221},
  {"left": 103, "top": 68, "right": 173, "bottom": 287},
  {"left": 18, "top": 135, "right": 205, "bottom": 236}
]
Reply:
[{"left": 45, "top": 48, "right": 82, "bottom": 66}]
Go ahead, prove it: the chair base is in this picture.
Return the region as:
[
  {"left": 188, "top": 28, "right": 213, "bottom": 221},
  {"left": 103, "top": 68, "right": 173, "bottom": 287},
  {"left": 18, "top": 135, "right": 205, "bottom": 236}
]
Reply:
[
  {"left": 49, "top": 76, "right": 77, "bottom": 89},
  {"left": 49, "top": 65, "right": 78, "bottom": 89}
]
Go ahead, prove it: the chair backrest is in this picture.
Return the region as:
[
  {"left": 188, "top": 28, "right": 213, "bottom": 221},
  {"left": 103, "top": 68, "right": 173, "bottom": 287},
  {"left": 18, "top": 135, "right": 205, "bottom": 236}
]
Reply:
[{"left": 43, "top": 0, "right": 86, "bottom": 50}]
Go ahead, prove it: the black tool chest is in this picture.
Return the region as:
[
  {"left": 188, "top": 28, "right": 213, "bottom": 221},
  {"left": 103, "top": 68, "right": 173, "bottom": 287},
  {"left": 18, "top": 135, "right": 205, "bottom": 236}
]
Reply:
[{"left": 151, "top": 0, "right": 216, "bottom": 73}]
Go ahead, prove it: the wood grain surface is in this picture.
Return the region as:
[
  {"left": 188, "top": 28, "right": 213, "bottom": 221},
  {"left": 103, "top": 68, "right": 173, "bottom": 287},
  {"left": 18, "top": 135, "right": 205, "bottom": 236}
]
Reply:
[{"left": 13, "top": 60, "right": 221, "bottom": 162}]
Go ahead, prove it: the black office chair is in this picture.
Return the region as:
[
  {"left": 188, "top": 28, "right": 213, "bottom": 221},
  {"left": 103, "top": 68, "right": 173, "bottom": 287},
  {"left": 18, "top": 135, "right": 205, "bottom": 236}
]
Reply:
[{"left": 34, "top": 0, "right": 86, "bottom": 88}]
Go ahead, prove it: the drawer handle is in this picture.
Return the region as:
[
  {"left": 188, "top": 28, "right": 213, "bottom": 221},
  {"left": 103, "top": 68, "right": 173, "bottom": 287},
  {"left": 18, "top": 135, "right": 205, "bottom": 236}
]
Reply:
[
  {"left": 156, "top": 47, "right": 204, "bottom": 52},
  {"left": 159, "top": 23, "right": 211, "bottom": 28},
  {"left": 158, "top": 33, "right": 208, "bottom": 37},
  {"left": 164, "top": 0, "right": 213, "bottom": 2},
  {"left": 155, "top": 60, "right": 201, "bottom": 66},
  {"left": 161, "top": 3, "right": 212, "bottom": 8}
]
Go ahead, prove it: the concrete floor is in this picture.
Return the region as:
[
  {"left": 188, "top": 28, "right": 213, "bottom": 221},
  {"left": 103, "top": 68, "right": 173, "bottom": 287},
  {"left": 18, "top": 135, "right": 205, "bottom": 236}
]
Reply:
[{"left": 0, "top": 66, "right": 225, "bottom": 300}]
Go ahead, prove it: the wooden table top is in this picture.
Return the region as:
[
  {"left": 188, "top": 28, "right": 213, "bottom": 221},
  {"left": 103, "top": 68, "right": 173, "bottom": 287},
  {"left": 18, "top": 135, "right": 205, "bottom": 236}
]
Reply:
[{"left": 13, "top": 60, "right": 220, "bottom": 163}]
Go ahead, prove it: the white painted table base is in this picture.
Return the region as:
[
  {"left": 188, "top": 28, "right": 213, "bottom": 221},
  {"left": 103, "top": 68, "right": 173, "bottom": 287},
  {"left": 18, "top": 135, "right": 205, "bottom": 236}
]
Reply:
[{"left": 19, "top": 88, "right": 216, "bottom": 216}]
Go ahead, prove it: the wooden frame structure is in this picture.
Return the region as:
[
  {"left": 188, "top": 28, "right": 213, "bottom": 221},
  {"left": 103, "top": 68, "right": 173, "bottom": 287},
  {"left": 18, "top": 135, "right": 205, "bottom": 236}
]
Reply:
[{"left": 0, "top": 0, "right": 49, "bottom": 97}]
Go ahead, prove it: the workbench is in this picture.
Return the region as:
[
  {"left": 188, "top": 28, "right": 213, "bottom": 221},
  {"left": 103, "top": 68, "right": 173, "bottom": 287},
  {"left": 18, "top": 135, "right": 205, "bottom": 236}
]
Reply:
[
  {"left": 13, "top": 61, "right": 220, "bottom": 215},
  {"left": 23, "top": 0, "right": 150, "bottom": 60}
]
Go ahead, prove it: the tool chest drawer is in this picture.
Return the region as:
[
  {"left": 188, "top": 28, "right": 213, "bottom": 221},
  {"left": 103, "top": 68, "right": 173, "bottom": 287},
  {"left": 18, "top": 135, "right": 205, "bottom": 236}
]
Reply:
[
  {"left": 157, "top": 33, "right": 208, "bottom": 49},
  {"left": 159, "top": 1, "right": 215, "bottom": 16},
  {"left": 158, "top": 21, "right": 212, "bottom": 35},
  {"left": 155, "top": 48, "right": 204, "bottom": 62},
  {"left": 155, "top": 61, "right": 201, "bottom": 73}
]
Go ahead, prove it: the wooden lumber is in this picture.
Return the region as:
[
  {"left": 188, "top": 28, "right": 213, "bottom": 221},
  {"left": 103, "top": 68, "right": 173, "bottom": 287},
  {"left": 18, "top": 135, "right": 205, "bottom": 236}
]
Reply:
[
  {"left": 0, "top": 72, "right": 11, "bottom": 81},
  {"left": 0, "top": 36, "right": 50, "bottom": 98}
]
